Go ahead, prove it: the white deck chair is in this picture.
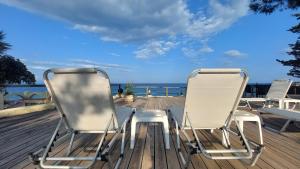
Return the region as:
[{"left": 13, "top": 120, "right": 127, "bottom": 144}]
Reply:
[
  {"left": 30, "top": 68, "right": 134, "bottom": 169},
  {"left": 240, "top": 80, "right": 292, "bottom": 110},
  {"left": 258, "top": 107, "right": 300, "bottom": 132},
  {"left": 168, "top": 69, "right": 263, "bottom": 168}
]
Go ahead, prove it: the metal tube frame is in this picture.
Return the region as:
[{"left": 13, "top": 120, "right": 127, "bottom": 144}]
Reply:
[
  {"left": 170, "top": 113, "right": 264, "bottom": 168},
  {"left": 32, "top": 114, "right": 131, "bottom": 169},
  {"left": 37, "top": 116, "right": 112, "bottom": 169},
  {"left": 33, "top": 68, "right": 133, "bottom": 168},
  {"left": 66, "top": 132, "right": 76, "bottom": 156}
]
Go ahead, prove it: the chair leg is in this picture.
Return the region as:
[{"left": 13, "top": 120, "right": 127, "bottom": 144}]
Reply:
[
  {"left": 112, "top": 122, "right": 127, "bottom": 169},
  {"left": 173, "top": 118, "right": 186, "bottom": 165},
  {"left": 238, "top": 120, "right": 244, "bottom": 133},
  {"left": 258, "top": 111, "right": 265, "bottom": 126},
  {"left": 246, "top": 101, "right": 252, "bottom": 110},
  {"left": 222, "top": 119, "right": 233, "bottom": 148},
  {"left": 222, "top": 129, "right": 231, "bottom": 148},
  {"left": 280, "top": 120, "right": 291, "bottom": 132},
  {"left": 66, "top": 132, "right": 76, "bottom": 156},
  {"left": 184, "top": 148, "right": 193, "bottom": 169}
]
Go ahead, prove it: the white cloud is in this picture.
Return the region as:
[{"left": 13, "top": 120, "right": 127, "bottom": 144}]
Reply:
[
  {"left": 199, "top": 46, "right": 214, "bottom": 53},
  {"left": 1, "top": 0, "right": 190, "bottom": 42},
  {"left": 182, "top": 47, "right": 199, "bottom": 59},
  {"left": 0, "top": 0, "right": 249, "bottom": 42},
  {"left": 0, "top": 0, "right": 250, "bottom": 58},
  {"left": 187, "top": 0, "right": 249, "bottom": 38},
  {"left": 224, "top": 49, "right": 247, "bottom": 58},
  {"left": 134, "top": 40, "right": 176, "bottom": 59},
  {"left": 25, "top": 59, "right": 132, "bottom": 72},
  {"left": 29, "top": 65, "right": 49, "bottom": 70},
  {"left": 110, "top": 53, "right": 121, "bottom": 57},
  {"left": 181, "top": 42, "right": 214, "bottom": 62}
]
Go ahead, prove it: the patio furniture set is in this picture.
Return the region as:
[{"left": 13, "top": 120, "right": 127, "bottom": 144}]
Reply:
[{"left": 28, "top": 68, "right": 299, "bottom": 169}]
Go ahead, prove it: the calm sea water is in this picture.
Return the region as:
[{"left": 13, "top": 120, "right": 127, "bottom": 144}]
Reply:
[
  {"left": 6, "top": 83, "right": 292, "bottom": 101},
  {"left": 3, "top": 83, "right": 187, "bottom": 100}
]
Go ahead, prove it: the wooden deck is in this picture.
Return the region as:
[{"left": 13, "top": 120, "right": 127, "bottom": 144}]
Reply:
[{"left": 0, "top": 97, "right": 299, "bottom": 169}]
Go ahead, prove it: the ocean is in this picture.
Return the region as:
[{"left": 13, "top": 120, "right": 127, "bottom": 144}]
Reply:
[
  {"left": 3, "top": 83, "right": 187, "bottom": 100},
  {"left": 4, "top": 82, "right": 299, "bottom": 101}
]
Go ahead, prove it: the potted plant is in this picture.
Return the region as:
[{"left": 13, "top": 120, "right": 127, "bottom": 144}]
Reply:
[{"left": 124, "top": 83, "right": 135, "bottom": 102}]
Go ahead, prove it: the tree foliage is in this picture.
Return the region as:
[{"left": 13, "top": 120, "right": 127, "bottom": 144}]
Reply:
[
  {"left": 277, "top": 13, "right": 300, "bottom": 77},
  {"left": 0, "top": 31, "right": 35, "bottom": 84},
  {"left": 250, "top": 0, "right": 300, "bottom": 77},
  {"left": 250, "top": 0, "right": 300, "bottom": 14},
  {"left": 0, "top": 31, "right": 10, "bottom": 55}
]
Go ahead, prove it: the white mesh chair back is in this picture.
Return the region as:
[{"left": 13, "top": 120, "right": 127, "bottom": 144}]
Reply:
[
  {"left": 44, "top": 68, "right": 118, "bottom": 131},
  {"left": 182, "top": 69, "right": 248, "bottom": 129},
  {"left": 266, "top": 80, "right": 292, "bottom": 99}
]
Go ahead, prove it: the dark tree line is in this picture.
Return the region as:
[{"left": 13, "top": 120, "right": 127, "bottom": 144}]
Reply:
[
  {"left": 250, "top": 0, "right": 300, "bottom": 77},
  {"left": 0, "top": 31, "right": 35, "bottom": 84}
]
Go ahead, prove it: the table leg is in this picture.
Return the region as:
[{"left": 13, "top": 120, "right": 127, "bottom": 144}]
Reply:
[
  {"left": 257, "top": 118, "right": 264, "bottom": 145},
  {"left": 130, "top": 116, "right": 137, "bottom": 149},
  {"left": 162, "top": 116, "right": 170, "bottom": 149},
  {"left": 278, "top": 99, "right": 283, "bottom": 109},
  {"left": 285, "top": 101, "right": 289, "bottom": 109}
]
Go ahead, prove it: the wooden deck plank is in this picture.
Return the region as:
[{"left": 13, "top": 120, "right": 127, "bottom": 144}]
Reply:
[
  {"left": 118, "top": 123, "right": 140, "bottom": 169},
  {"left": 127, "top": 123, "right": 148, "bottom": 169},
  {"left": 182, "top": 130, "right": 219, "bottom": 169},
  {"left": 101, "top": 128, "right": 131, "bottom": 169},
  {"left": 141, "top": 123, "right": 154, "bottom": 169},
  {"left": 0, "top": 97, "right": 299, "bottom": 169},
  {"left": 237, "top": 123, "right": 300, "bottom": 168},
  {"left": 154, "top": 124, "right": 168, "bottom": 169},
  {"left": 164, "top": 126, "right": 182, "bottom": 169}
]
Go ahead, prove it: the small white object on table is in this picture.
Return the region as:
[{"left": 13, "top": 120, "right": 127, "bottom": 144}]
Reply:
[{"left": 130, "top": 109, "right": 170, "bottom": 149}]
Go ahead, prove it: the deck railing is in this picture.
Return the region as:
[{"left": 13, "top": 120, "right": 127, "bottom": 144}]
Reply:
[{"left": 1, "top": 82, "right": 300, "bottom": 109}]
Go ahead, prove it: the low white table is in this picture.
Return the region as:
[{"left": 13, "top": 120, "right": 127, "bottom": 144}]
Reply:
[
  {"left": 222, "top": 111, "right": 263, "bottom": 147},
  {"left": 130, "top": 109, "right": 170, "bottom": 149}
]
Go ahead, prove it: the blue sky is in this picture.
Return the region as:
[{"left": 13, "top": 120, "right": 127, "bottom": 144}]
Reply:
[{"left": 0, "top": 0, "right": 298, "bottom": 83}]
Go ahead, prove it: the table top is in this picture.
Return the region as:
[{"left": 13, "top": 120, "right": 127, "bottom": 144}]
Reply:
[{"left": 134, "top": 109, "right": 167, "bottom": 118}]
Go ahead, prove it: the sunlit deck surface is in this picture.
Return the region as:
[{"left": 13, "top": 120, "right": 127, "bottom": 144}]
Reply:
[{"left": 1, "top": 97, "right": 300, "bottom": 169}]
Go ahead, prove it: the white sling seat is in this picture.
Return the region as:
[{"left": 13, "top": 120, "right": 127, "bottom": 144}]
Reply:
[
  {"left": 240, "top": 80, "right": 292, "bottom": 109},
  {"left": 168, "top": 68, "right": 263, "bottom": 168},
  {"left": 30, "top": 68, "right": 134, "bottom": 169}
]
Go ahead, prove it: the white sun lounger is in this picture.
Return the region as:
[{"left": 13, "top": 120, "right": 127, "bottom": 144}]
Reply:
[
  {"left": 258, "top": 107, "right": 300, "bottom": 132},
  {"left": 168, "top": 68, "right": 263, "bottom": 168},
  {"left": 240, "top": 80, "right": 292, "bottom": 109},
  {"left": 29, "top": 68, "right": 134, "bottom": 169}
]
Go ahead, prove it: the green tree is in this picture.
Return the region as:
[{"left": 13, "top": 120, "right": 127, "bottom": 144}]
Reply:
[
  {"left": 0, "top": 31, "right": 35, "bottom": 85},
  {"left": 0, "top": 55, "right": 35, "bottom": 84},
  {"left": 250, "top": 0, "right": 300, "bottom": 77},
  {"left": 0, "top": 31, "right": 10, "bottom": 55}
]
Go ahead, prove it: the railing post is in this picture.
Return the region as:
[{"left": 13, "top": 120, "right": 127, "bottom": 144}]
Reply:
[
  {"left": 146, "top": 87, "right": 148, "bottom": 97},
  {"left": 166, "top": 87, "right": 168, "bottom": 97},
  {"left": 0, "top": 91, "right": 4, "bottom": 110}
]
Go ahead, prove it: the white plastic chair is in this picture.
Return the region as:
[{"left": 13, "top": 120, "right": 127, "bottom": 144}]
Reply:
[
  {"left": 168, "top": 68, "right": 263, "bottom": 168},
  {"left": 259, "top": 107, "right": 300, "bottom": 132},
  {"left": 240, "top": 80, "right": 292, "bottom": 110},
  {"left": 30, "top": 68, "right": 134, "bottom": 169}
]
